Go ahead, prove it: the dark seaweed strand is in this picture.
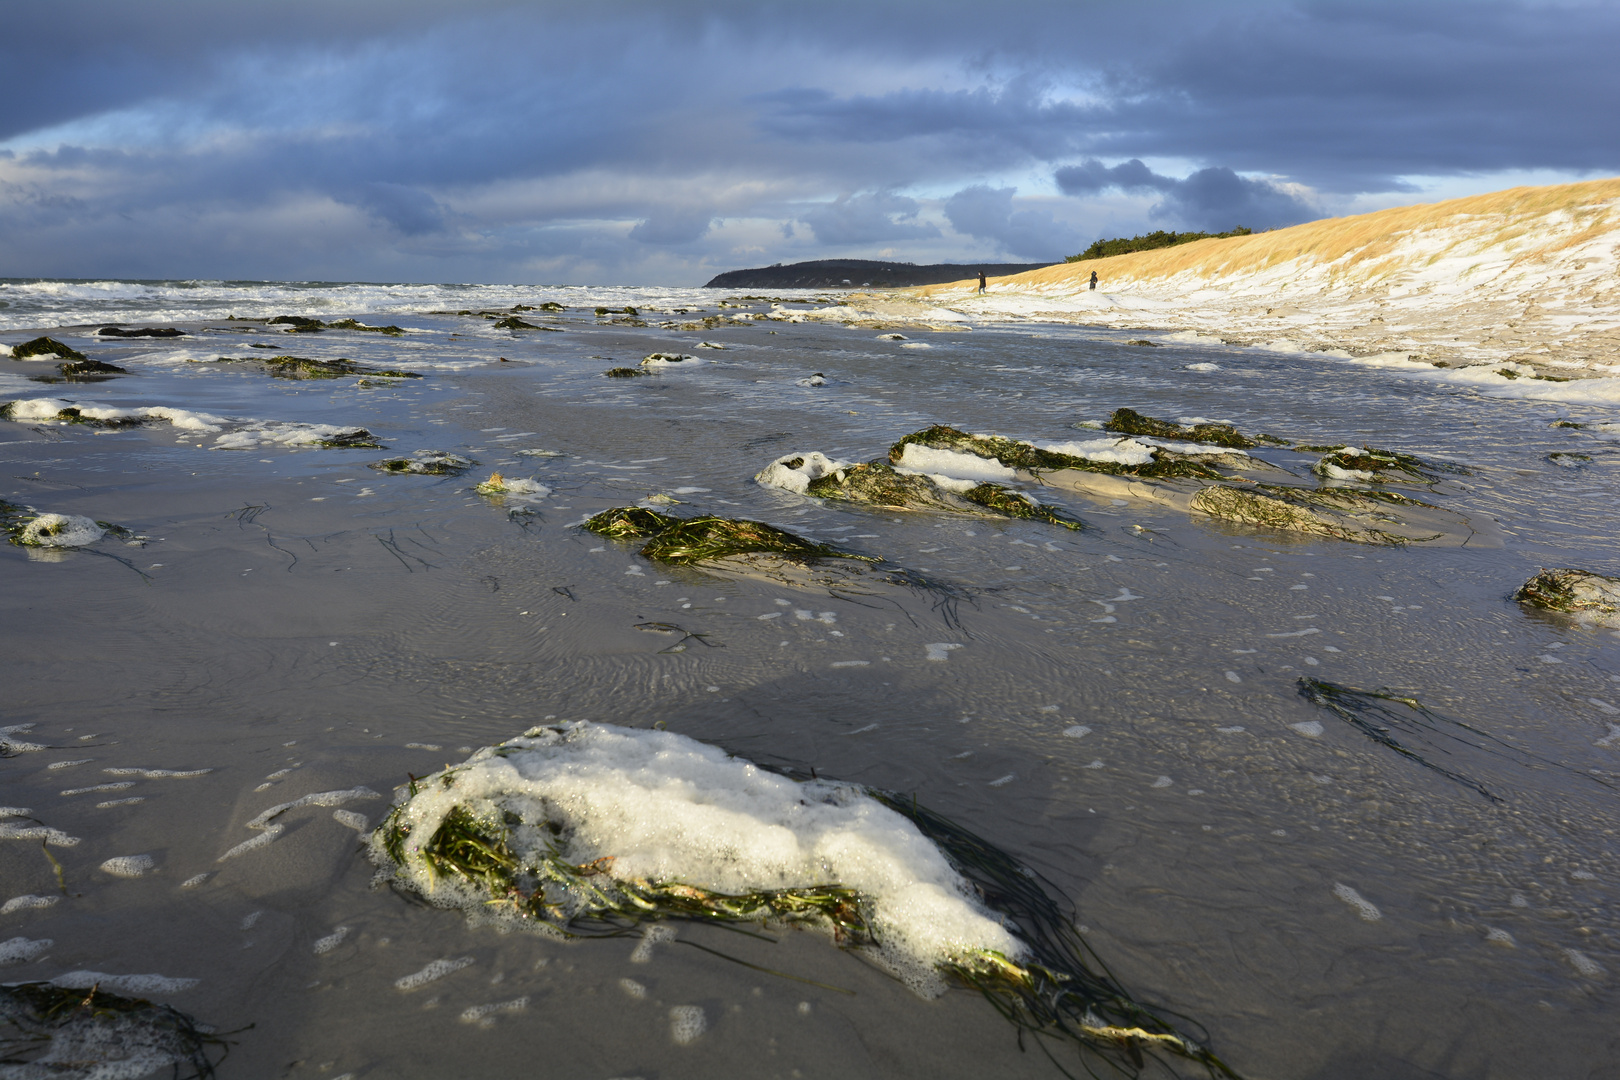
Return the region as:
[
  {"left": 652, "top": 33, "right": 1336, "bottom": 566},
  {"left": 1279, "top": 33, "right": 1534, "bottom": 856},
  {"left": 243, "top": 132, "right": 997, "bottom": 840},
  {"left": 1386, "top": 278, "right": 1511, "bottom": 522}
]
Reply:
[
  {"left": 1299, "top": 678, "right": 1611, "bottom": 795},
  {"left": 1297, "top": 679, "right": 1500, "bottom": 802},
  {"left": 869, "top": 790, "right": 1242, "bottom": 1080},
  {"left": 0, "top": 982, "right": 223, "bottom": 1079}
]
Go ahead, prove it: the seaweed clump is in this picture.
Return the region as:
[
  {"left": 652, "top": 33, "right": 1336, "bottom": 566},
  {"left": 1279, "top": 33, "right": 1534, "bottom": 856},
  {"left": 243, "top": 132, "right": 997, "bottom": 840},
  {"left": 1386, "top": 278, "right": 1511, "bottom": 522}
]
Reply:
[
  {"left": 264, "top": 316, "right": 405, "bottom": 335},
  {"left": 603, "top": 367, "right": 649, "bottom": 378},
  {"left": 799, "top": 460, "right": 1086, "bottom": 531},
  {"left": 1189, "top": 484, "right": 1436, "bottom": 546},
  {"left": 324, "top": 318, "right": 405, "bottom": 335},
  {"left": 370, "top": 726, "right": 1242, "bottom": 1080},
  {"left": 1103, "top": 408, "right": 1256, "bottom": 450},
  {"left": 492, "top": 316, "right": 561, "bottom": 332},
  {"left": 369, "top": 451, "right": 478, "bottom": 476},
  {"left": 0, "top": 981, "right": 222, "bottom": 1078},
  {"left": 0, "top": 403, "right": 147, "bottom": 428},
  {"left": 1306, "top": 445, "right": 1465, "bottom": 483},
  {"left": 889, "top": 424, "right": 1225, "bottom": 481},
  {"left": 58, "top": 359, "right": 129, "bottom": 380},
  {"left": 582, "top": 506, "right": 862, "bottom": 566},
  {"left": 11, "top": 337, "right": 88, "bottom": 362},
  {"left": 1514, "top": 568, "right": 1620, "bottom": 628},
  {"left": 97, "top": 326, "right": 185, "bottom": 337},
  {"left": 213, "top": 355, "right": 421, "bottom": 380}
]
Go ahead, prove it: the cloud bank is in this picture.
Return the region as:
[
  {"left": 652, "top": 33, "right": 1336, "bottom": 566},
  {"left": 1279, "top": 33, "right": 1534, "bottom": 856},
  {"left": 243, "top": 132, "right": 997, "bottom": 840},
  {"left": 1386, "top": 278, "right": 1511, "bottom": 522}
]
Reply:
[{"left": 0, "top": 0, "right": 1614, "bottom": 284}]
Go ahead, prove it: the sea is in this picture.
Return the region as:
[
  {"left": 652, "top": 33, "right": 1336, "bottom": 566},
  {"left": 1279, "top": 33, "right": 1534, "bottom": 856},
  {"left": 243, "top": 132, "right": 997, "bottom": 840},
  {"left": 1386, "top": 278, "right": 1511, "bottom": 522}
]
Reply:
[{"left": 2, "top": 277, "right": 1618, "bottom": 1080}]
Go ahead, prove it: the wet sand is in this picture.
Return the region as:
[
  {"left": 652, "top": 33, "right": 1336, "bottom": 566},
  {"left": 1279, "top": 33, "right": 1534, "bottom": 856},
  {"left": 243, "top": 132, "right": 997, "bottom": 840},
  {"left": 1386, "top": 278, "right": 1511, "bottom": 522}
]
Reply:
[{"left": 3, "top": 301, "right": 1619, "bottom": 1079}]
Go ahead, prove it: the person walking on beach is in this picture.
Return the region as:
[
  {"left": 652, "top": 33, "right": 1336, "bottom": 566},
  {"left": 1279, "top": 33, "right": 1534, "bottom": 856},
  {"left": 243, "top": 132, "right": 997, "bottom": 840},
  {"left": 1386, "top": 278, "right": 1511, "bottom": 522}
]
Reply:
[
  {"left": 978, "top": 270, "right": 987, "bottom": 294},
  {"left": 1089, "top": 270, "right": 1098, "bottom": 291}
]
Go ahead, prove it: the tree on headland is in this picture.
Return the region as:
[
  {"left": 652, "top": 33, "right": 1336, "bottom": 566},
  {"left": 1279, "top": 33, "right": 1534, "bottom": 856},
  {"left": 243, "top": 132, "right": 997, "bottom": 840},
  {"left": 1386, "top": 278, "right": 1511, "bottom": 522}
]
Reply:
[{"left": 1064, "top": 227, "right": 1253, "bottom": 262}]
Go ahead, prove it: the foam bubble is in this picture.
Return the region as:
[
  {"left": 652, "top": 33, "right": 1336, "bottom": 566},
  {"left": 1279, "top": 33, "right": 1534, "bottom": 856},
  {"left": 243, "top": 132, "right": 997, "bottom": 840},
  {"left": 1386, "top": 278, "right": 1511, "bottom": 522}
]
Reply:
[
  {"left": 245, "top": 787, "right": 382, "bottom": 830},
  {"left": 19, "top": 513, "right": 104, "bottom": 548},
  {"left": 460, "top": 996, "right": 529, "bottom": 1027},
  {"left": 669, "top": 1004, "right": 707, "bottom": 1045},
  {"left": 894, "top": 444, "right": 1015, "bottom": 483},
  {"left": 0, "top": 824, "right": 80, "bottom": 846},
  {"left": 924, "top": 643, "right": 963, "bottom": 662},
  {"left": 1564, "top": 948, "right": 1605, "bottom": 977},
  {"left": 103, "top": 768, "right": 211, "bottom": 779},
  {"left": 1, "top": 895, "right": 59, "bottom": 914},
  {"left": 101, "top": 855, "right": 155, "bottom": 877},
  {"left": 0, "top": 936, "right": 52, "bottom": 964},
  {"left": 313, "top": 926, "right": 351, "bottom": 955},
  {"left": 50, "top": 971, "right": 198, "bottom": 995},
  {"left": 394, "top": 956, "right": 475, "bottom": 990},
  {"left": 333, "top": 810, "right": 370, "bottom": 832},
  {"left": 754, "top": 451, "right": 855, "bottom": 495},
  {"left": 1332, "top": 883, "right": 1382, "bottom": 921},
  {"left": 218, "top": 823, "right": 284, "bottom": 862}
]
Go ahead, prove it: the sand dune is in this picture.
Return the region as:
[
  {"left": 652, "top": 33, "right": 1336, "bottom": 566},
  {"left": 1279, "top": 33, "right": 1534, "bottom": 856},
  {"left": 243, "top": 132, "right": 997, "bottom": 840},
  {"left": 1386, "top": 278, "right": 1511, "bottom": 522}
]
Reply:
[{"left": 842, "top": 179, "right": 1620, "bottom": 376}]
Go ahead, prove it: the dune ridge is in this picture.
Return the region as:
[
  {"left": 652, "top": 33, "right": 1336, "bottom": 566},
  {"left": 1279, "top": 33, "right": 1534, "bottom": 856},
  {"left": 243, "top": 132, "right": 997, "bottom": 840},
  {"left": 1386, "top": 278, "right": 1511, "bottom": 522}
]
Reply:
[{"left": 840, "top": 179, "right": 1620, "bottom": 375}]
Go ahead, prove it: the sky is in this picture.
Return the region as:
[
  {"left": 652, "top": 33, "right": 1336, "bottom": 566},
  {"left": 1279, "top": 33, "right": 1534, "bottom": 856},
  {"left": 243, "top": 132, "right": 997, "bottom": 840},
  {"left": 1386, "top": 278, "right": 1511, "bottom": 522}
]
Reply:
[{"left": 2, "top": 0, "right": 1616, "bottom": 285}]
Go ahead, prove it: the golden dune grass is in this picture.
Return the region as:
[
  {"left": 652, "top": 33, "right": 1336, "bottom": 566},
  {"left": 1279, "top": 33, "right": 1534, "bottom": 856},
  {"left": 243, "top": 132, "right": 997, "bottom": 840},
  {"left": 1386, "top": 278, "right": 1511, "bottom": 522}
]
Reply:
[{"left": 923, "top": 177, "right": 1620, "bottom": 295}]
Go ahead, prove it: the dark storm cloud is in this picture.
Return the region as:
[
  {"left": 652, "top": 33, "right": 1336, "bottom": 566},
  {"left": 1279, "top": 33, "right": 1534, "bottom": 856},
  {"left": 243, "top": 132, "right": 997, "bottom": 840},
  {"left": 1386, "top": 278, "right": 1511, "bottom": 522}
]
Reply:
[
  {"left": 1054, "top": 159, "right": 1316, "bottom": 231},
  {"left": 798, "top": 191, "right": 939, "bottom": 246},
  {"left": 1, "top": 1, "right": 1615, "bottom": 282},
  {"left": 343, "top": 183, "right": 448, "bottom": 236},
  {"left": 629, "top": 208, "right": 717, "bottom": 246},
  {"left": 943, "top": 186, "right": 1081, "bottom": 260}
]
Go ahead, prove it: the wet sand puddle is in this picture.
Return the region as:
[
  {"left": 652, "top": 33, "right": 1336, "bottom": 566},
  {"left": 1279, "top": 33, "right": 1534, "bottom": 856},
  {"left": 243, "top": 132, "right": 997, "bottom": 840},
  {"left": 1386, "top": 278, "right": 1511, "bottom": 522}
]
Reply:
[{"left": 3, "top": 299, "right": 1619, "bottom": 1079}]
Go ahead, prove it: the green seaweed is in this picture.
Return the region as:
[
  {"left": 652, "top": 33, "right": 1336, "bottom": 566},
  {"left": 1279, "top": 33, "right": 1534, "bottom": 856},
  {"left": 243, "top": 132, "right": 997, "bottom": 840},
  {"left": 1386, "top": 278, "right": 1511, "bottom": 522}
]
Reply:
[
  {"left": 805, "top": 460, "right": 1087, "bottom": 530},
  {"left": 639, "top": 516, "right": 861, "bottom": 566},
  {"left": 492, "top": 316, "right": 540, "bottom": 330},
  {"left": 1309, "top": 445, "right": 1465, "bottom": 483},
  {"left": 1102, "top": 409, "right": 1256, "bottom": 450},
  {"left": 581, "top": 506, "right": 874, "bottom": 567},
  {"left": 213, "top": 355, "right": 421, "bottom": 380},
  {"left": 369, "top": 452, "right": 477, "bottom": 476},
  {"left": 325, "top": 318, "right": 405, "bottom": 336},
  {"left": 0, "top": 981, "right": 223, "bottom": 1078},
  {"left": 960, "top": 483, "right": 1086, "bottom": 530},
  {"left": 581, "top": 506, "right": 681, "bottom": 539},
  {"left": 311, "top": 429, "right": 384, "bottom": 449},
  {"left": 58, "top": 359, "right": 129, "bottom": 380},
  {"left": 11, "top": 337, "right": 87, "bottom": 362},
  {"left": 889, "top": 424, "right": 1226, "bottom": 481},
  {"left": 52, "top": 407, "right": 146, "bottom": 429},
  {"left": 603, "top": 367, "right": 649, "bottom": 378},
  {"left": 1188, "top": 484, "right": 1429, "bottom": 545}
]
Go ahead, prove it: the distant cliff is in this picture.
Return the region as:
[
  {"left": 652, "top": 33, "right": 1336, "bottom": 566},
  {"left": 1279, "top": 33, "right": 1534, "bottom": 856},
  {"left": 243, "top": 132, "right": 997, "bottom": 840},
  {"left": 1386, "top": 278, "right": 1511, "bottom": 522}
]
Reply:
[{"left": 703, "top": 258, "right": 1054, "bottom": 289}]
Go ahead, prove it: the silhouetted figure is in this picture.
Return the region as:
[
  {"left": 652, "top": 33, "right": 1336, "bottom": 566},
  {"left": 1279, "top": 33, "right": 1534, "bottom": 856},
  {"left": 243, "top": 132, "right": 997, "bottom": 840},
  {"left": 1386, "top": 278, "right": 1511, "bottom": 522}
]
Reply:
[
  {"left": 978, "top": 270, "right": 987, "bottom": 294},
  {"left": 1089, "top": 270, "right": 1098, "bottom": 291}
]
